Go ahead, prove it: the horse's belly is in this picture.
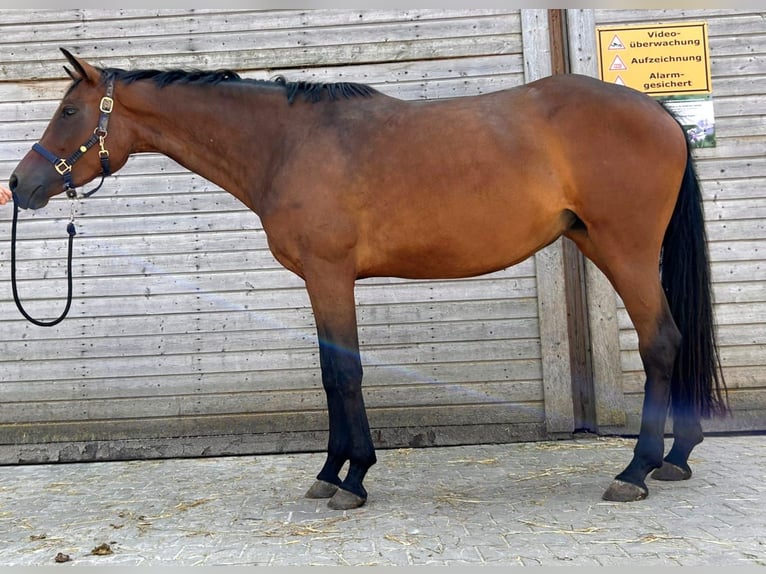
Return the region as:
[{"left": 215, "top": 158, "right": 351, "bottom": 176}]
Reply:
[{"left": 359, "top": 208, "right": 564, "bottom": 280}]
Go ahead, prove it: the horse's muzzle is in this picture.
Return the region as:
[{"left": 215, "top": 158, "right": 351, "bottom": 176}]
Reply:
[{"left": 8, "top": 173, "right": 50, "bottom": 210}]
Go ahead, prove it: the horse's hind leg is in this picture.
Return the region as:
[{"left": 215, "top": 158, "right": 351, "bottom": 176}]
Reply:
[
  {"left": 571, "top": 233, "right": 680, "bottom": 501},
  {"left": 602, "top": 294, "right": 681, "bottom": 502},
  {"left": 606, "top": 265, "right": 681, "bottom": 501},
  {"left": 302, "top": 262, "right": 376, "bottom": 510}
]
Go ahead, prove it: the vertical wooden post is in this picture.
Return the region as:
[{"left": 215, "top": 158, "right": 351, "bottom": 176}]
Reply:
[
  {"left": 522, "top": 10, "right": 575, "bottom": 436},
  {"left": 565, "top": 9, "right": 627, "bottom": 429},
  {"left": 548, "top": 9, "right": 597, "bottom": 432}
]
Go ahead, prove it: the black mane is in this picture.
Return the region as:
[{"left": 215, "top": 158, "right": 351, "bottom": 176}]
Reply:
[
  {"left": 101, "top": 67, "right": 378, "bottom": 104},
  {"left": 271, "top": 75, "right": 378, "bottom": 104}
]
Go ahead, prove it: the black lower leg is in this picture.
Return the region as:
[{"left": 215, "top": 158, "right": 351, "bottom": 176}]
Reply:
[
  {"left": 340, "top": 461, "right": 372, "bottom": 500},
  {"left": 317, "top": 338, "right": 375, "bottom": 501},
  {"left": 667, "top": 417, "right": 703, "bottom": 467},
  {"left": 316, "top": 454, "right": 345, "bottom": 487},
  {"left": 652, "top": 415, "right": 703, "bottom": 480},
  {"left": 615, "top": 405, "right": 666, "bottom": 490},
  {"left": 315, "top": 358, "right": 348, "bottom": 488},
  {"left": 613, "top": 312, "right": 680, "bottom": 494},
  {"left": 335, "top": 388, "right": 376, "bottom": 499}
]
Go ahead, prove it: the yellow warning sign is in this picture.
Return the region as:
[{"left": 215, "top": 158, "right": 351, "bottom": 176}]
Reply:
[{"left": 596, "top": 21, "right": 712, "bottom": 96}]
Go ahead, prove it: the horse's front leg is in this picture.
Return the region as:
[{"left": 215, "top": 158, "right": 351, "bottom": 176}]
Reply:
[{"left": 303, "top": 265, "right": 376, "bottom": 510}]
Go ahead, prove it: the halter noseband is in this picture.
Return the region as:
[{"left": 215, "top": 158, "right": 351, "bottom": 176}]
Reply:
[{"left": 31, "top": 75, "right": 115, "bottom": 199}]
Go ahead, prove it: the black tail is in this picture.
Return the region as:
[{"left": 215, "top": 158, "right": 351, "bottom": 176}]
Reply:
[{"left": 661, "top": 137, "right": 729, "bottom": 419}]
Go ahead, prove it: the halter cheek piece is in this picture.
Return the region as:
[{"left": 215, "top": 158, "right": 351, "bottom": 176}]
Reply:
[{"left": 31, "top": 75, "right": 115, "bottom": 199}]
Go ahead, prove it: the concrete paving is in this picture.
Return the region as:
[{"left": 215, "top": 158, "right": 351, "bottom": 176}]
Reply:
[{"left": 0, "top": 434, "right": 763, "bottom": 566}]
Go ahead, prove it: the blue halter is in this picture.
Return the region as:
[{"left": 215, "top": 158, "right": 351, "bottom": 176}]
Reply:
[{"left": 31, "top": 75, "right": 115, "bottom": 198}]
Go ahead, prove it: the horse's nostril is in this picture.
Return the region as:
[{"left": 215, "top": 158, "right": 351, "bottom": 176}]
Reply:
[{"left": 9, "top": 174, "right": 18, "bottom": 192}]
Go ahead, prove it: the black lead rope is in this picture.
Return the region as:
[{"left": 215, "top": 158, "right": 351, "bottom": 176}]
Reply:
[{"left": 10, "top": 197, "right": 77, "bottom": 327}]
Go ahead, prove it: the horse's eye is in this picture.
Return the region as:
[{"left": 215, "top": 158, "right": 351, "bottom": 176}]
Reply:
[{"left": 62, "top": 106, "right": 78, "bottom": 118}]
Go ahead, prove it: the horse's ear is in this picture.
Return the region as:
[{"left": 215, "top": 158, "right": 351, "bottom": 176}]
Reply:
[{"left": 60, "top": 47, "right": 101, "bottom": 85}]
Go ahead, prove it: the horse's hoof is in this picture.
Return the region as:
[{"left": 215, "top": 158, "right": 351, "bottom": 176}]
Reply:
[
  {"left": 602, "top": 479, "right": 648, "bottom": 502},
  {"left": 305, "top": 480, "right": 339, "bottom": 499},
  {"left": 651, "top": 461, "right": 692, "bottom": 481},
  {"left": 328, "top": 488, "right": 366, "bottom": 510}
]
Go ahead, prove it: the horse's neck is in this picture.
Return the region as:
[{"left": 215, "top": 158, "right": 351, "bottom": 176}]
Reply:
[{"left": 126, "top": 82, "right": 287, "bottom": 213}]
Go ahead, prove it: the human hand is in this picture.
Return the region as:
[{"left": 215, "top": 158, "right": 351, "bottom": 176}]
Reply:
[{"left": 0, "top": 185, "right": 11, "bottom": 205}]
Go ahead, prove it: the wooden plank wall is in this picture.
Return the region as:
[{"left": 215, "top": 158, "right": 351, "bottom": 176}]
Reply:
[
  {"left": 592, "top": 9, "right": 766, "bottom": 432},
  {"left": 0, "top": 9, "right": 545, "bottom": 463}
]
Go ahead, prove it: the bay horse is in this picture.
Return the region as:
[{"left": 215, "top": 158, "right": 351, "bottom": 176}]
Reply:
[{"left": 9, "top": 49, "right": 727, "bottom": 510}]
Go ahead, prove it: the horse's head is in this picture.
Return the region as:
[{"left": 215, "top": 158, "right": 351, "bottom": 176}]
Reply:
[{"left": 10, "top": 49, "right": 129, "bottom": 209}]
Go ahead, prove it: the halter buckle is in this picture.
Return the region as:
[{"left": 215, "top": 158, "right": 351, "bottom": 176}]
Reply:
[
  {"left": 55, "top": 159, "right": 73, "bottom": 176},
  {"left": 99, "top": 96, "right": 114, "bottom": 114}
]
